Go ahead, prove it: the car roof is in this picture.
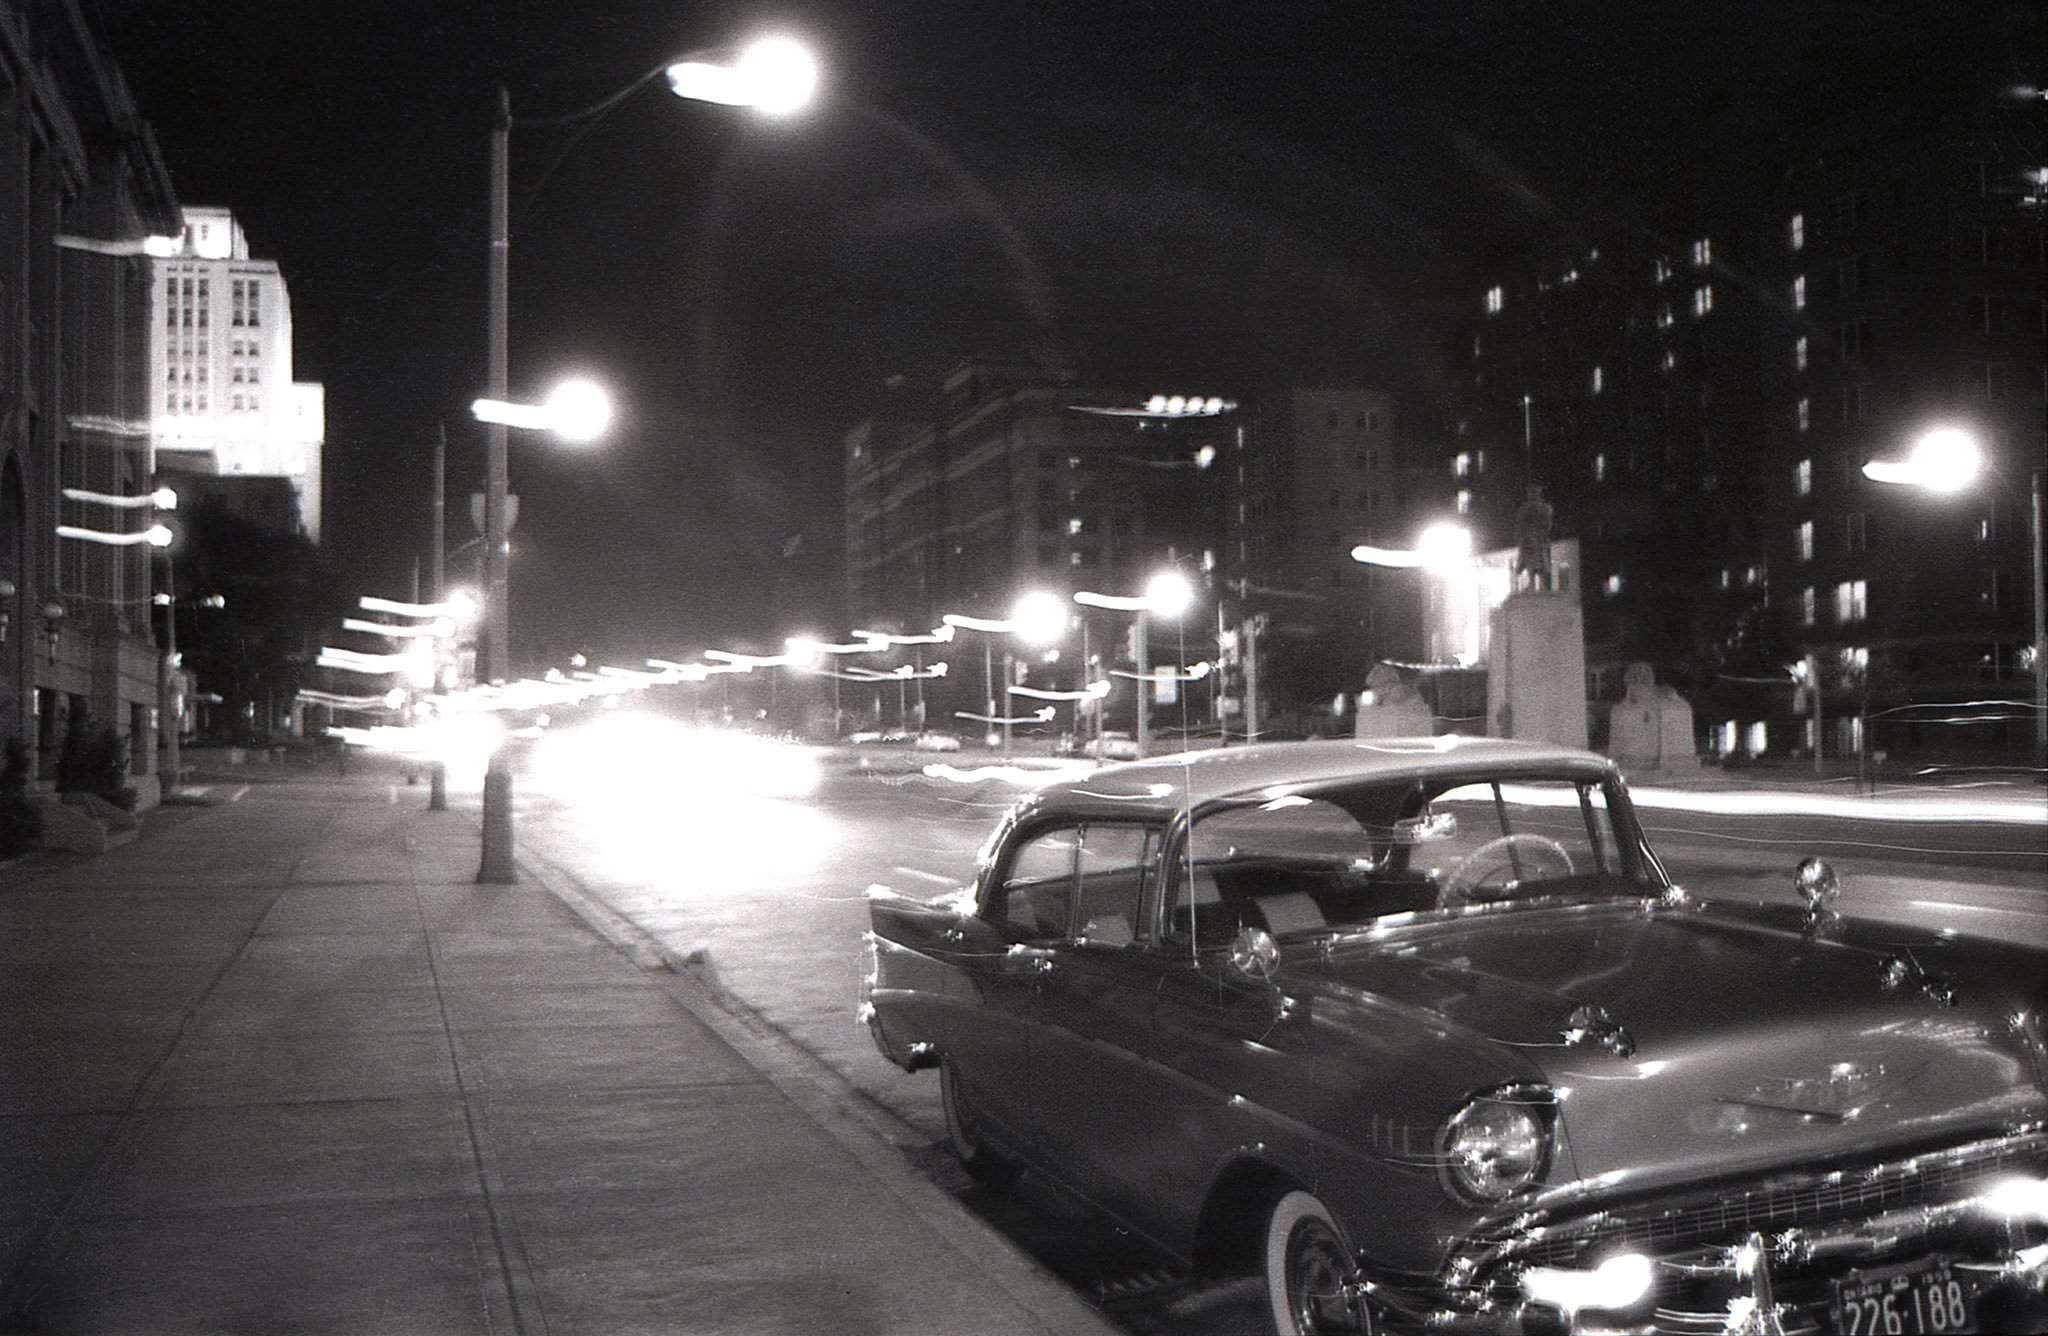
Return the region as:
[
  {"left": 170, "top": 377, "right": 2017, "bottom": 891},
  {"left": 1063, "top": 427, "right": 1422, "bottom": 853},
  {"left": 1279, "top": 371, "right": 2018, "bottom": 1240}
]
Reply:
[{"left": 1027, "top": 736, "right": 1617, "bottom": 823}]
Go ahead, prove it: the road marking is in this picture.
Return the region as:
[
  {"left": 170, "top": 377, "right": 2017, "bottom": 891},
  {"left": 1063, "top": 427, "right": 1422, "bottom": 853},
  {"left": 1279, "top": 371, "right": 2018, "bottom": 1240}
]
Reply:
[{"left": 227, "top": 785, "right": 250, "bottom": 804}]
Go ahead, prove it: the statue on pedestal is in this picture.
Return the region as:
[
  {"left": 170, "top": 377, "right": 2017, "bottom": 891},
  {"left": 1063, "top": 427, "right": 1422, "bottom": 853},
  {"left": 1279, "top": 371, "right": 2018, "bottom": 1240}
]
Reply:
[{"left": 1513, "top": 482, "right": 1554, "bottom": 593}]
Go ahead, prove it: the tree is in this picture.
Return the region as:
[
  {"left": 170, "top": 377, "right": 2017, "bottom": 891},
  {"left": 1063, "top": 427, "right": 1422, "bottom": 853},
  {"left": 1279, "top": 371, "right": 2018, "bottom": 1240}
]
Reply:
[{"left": 170, "top": 498, "right": 346, "bottom": 743}]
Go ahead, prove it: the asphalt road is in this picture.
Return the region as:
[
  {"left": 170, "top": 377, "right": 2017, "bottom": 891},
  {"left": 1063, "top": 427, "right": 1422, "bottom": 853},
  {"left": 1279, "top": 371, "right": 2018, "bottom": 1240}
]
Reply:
[{"left": 510, "top": 741, "right": 2046, "bottom": 1335}]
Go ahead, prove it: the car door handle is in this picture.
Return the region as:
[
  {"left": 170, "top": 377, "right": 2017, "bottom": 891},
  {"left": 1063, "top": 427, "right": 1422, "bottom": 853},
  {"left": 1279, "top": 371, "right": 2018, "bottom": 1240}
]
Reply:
[{"left": 1003, "top": 944, "right": 1056, "bottom": 976}]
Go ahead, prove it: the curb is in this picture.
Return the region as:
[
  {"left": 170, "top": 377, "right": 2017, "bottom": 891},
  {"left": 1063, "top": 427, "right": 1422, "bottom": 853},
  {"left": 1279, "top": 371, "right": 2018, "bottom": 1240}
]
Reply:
[{"left": 512, "top": 846, "right": 1124, "bottom": 1336}]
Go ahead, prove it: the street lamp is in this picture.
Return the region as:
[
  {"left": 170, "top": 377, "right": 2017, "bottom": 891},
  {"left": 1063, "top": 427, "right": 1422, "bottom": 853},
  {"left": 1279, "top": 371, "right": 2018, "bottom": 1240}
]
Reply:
[
  {"left": 1353, "top": 520, "right": 1487, "bottom": 667},
  {"left": 1075, "top": 569, "right": 1196, "bottom": 759},
  {"left": 942, "top": 590, "right": 1068, "bottom": 752},
  {"left": 1863, "top": 424, "right": 2045, "bottom": 770},
  {"left": 476, "top": 34, "right": 819, "bottom": 883}
]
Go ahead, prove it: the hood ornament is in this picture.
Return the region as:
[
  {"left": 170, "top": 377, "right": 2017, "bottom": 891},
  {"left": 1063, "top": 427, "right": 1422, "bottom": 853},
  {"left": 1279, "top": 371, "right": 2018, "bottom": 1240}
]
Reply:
[
  {"left": 1563, "top": 1003, "right": 1637, "bottom": 1058},
  {"left": 1795, "top": 857, "right": 1842, "bottom": 937}
]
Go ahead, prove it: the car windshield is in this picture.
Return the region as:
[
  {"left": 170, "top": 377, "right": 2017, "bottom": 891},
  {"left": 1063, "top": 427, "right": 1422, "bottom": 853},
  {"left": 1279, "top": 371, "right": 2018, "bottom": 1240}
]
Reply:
[{"left": 1170, "top": 771, "right": 1660, "bottom": 946}]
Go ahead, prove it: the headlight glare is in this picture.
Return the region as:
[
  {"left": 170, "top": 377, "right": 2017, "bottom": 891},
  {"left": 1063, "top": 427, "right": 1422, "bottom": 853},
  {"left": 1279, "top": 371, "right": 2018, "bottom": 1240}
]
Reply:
[
  {"left": 1441, "top": 1088, "right": 1552, "bottom": 1202},
  {"left": 1523, "top": 1252, "right": 1654, "bottom": 1313}
]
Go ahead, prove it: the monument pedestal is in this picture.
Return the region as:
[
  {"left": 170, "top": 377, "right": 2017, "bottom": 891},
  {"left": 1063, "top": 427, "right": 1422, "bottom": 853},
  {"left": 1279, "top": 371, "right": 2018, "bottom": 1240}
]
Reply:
[
  {"left": 1354, "top": 664, "right": 1432, "bottom": 739},
  {"left": 1487, "top": 592, "right": 1587, "bottom": 748},
  {"left": 1608, "top": 662, "right": 1701, "bottom": 771}
]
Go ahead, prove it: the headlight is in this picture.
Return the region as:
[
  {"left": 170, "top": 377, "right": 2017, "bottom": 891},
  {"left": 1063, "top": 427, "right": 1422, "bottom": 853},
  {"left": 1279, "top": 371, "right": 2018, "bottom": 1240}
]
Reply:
[{"left": 1440, "top": 1086, "right": 1554, "bottom": 1203}]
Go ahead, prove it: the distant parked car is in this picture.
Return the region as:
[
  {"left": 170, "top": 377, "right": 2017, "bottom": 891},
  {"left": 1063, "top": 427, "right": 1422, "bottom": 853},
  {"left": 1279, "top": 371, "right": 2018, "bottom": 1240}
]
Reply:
[
  {"left": 1083, "top": 731, "right": 1139, "bottom": 760},
  {"left": 864, "top": 736, "right": 2048, "bottom": 1335},
  {"left": 913, "top": 731, "right": 962, "bottom": 753}
]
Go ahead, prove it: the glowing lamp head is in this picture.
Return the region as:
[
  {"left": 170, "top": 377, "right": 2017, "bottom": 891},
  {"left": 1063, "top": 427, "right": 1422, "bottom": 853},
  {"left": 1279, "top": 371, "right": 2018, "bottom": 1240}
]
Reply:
[
  {"left": 1010, "top": 591, "right": 1067, "bottom": 647},
  {"left": 145, "top": 524, "right": 175, "bottom": 548},
  {"left": 1144, "top": 570, "right": 1195, "bottom": 619},
  {"left": 152, "top": 487, "right": 179, "bottom": 510},
  {"left": 545, "top": 378, "right": 612, "bottom": 444},
  {"left": 1905, "top": 426, "right": 1982, "bottom": 494},
  {"left": 735, "top": 37, "right": 818, "bottom": 115},
  {"left": 446, "top": 589, "right": 480, "bottom": 625},
  {"left": 1417, "top": 522, "right": 1474, "bottom": 571}
]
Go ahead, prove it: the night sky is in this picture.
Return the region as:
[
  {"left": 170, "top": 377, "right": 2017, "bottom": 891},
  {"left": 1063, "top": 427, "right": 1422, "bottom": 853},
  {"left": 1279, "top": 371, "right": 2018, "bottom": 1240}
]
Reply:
[{"left": 93, "top": 1, "right": 2014, "bottom": 670}]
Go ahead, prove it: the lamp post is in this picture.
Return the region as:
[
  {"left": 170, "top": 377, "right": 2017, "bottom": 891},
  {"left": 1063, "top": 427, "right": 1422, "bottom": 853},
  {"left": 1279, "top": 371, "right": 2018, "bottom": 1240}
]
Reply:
[
  {"left": 1074, "top": 570, "right": 1195, "bottom": 759},
  {"left": 1352, "top": 520, "right": 1480, "bottom": 665},
  {"left": 476, "top": 36, "right": 817, "bottom": 883},
  {"left": 941, "top": 591, "right": 1067, "bottom": 753},
  {"left": 1863, "top": 425, "right": 2045, "bottom": 771}
]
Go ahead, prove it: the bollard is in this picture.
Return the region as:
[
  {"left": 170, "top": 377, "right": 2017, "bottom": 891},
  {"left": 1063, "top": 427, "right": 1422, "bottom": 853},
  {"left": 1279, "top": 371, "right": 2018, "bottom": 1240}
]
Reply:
[{"left": 428, "top": 761, "right": 447, "bottom": 812}]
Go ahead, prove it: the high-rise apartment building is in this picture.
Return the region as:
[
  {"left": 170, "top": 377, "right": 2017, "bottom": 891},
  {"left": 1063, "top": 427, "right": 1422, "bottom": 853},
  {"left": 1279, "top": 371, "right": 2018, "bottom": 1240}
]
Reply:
[
  {"left": 844, "top": 363, "right": 1426, "bottom": 736},
  {"left": 1450, "top": 74, "right": 2044, "bottom": 763},
  {"left": 148, "top": 206, "right": 324, "bottom": 542}
]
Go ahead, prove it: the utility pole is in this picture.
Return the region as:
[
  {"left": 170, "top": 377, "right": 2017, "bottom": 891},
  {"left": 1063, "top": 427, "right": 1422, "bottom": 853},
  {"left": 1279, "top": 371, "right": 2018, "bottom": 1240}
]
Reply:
[
  {"left": 1245, "top": 613, "right": 1264, "bottom": 744},
  {"left": 432, "top": 421, "right": 446, "bottom": 601}
]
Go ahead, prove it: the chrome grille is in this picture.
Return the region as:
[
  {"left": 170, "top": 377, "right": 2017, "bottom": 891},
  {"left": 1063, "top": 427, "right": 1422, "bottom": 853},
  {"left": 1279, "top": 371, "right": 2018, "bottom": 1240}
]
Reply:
[{"left": 1488, "top": 1133, "right": 2047, "bottom": 1271}]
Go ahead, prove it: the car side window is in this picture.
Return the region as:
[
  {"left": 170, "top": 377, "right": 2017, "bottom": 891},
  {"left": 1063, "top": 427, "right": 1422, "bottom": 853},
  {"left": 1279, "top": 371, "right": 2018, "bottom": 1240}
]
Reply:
[
  {"left": 994, "top": 826, "right": 1079, "bottom": 941},
  {"left": 1073, "top": 823, "right": 1157, "bottom": 946}
]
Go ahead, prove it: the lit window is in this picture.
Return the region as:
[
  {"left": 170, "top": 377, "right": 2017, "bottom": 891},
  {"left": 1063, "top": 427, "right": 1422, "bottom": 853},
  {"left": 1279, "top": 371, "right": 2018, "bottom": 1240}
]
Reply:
[
  {"left": 1485, "top": 286, "right": 1503, "bottom": 315},
  {"left": 1797, "top": 397, "right": 1810, "bottom": 432},
  {"left": 1795, "top": 459, "right": 1811, "bottom": 497},
  {"left": 1792, "top": 275, "right": 1806, "bottom": 310},
  {"left": 1794, "top": 336, "right": 1808, "bottom": 372},
  {"left": 1796, "top": 521, "right": 1814, "bottom": 562},
  {"left": 1456, "top": 489, "right": 1472, "bottom": 515},
  {"left": 1590, "top": 366, "right": 1603, "bottom": 394},
  {"left": 1662, "top": 350, "right": 1676, "bottom": 373},
  {"left": 1452, "top": 451, "right": 1472, "bottom": 478},
  {"left": 1801, "top": 587, "right": 1816, "bottom": 626},
  {"left": 1593, "top": 453, "right": 1607, "bottom": 481},
  {"left": 1069, "top": 552, "right": 1082, "bottom": 567},
  {"left": 1834, "top": 579, "right": 1867, "bottom": 623},
  {"left": 1745, "top": 722, "right": 1768, "bottom": 757},
  {"left": 1067, "top": 517, "right": 1083, "bottom": 535},
  {"left": 1745, "top": 565, "right": 1762, "bottom": 587},
  {"left": 1691, "top": 238, "right": 1712, "bottom": 267},
  {"left": 1653, "top": 256, "right": 1670, "bottom": 284},
  {"left": 1604, "top": 573, "right": 1624, "bottom": 597},
  {"left": 1692, "top": 285, "right": 1713, "bottom": 317},
  {"left": 1719, "top": 569, "right": 1732, "bottom": 590},
  {"left": 1789, "top": 213, "right": 1804, "bottom": 251},
  {"left": 1656, "top": 301, "right": 1673, "bottom": 329}
]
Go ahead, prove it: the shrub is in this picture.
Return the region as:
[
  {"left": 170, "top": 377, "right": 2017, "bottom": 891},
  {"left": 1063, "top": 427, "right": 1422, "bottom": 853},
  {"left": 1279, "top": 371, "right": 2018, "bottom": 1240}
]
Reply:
[
  {"left": 0, "top": 733, "right": 40, "bottom": 856},
  {"left": 55, "top": 713, "right": 136, "bottom": 811}
]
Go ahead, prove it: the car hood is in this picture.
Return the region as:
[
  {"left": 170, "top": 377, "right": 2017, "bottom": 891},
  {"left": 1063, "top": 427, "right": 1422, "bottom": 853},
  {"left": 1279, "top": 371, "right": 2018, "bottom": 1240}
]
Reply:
[{"left": 1307, "top": 899, "right": 2048, "bottom": 1196}]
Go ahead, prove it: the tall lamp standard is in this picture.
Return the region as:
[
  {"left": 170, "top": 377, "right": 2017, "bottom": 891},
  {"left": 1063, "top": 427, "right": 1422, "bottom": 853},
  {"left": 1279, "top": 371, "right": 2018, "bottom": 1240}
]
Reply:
[
  {"left": 1863, "top": 425, "right": 2045, "bottom": 771},
  {"left": 1075, "top": 570, "right": 1195, "bottom": 759},
  {"left": 942, "top": 590, "right": 1067, "bottom": 753},
  {"left": 476, "top": 36, "right": 818, "bottom": 883}
]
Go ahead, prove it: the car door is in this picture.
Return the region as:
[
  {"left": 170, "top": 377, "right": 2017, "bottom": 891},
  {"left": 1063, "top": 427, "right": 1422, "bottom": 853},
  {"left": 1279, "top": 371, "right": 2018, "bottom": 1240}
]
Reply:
[
  {"left": 1026, "top": 822, "right": 1174, "bottom": 1224},
  {"left": 947, "top": 821, "right": 1084, "bottom": 1157}
]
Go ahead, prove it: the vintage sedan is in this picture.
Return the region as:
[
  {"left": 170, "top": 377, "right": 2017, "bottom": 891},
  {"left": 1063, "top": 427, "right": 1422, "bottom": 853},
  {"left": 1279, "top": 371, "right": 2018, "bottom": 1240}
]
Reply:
[{"left": 861, "top": 738, "right": 2048, "bottom": 1335}]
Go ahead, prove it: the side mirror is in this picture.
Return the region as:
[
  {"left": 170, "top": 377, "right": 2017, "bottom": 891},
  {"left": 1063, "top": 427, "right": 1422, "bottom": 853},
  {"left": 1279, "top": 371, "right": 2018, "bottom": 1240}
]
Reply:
[
  {"left": 1228, "top": 925, "right": 1280, "bottom": 982},
  {"left": 1394, "top": 810, "right": 1458, "bottom": 845}
]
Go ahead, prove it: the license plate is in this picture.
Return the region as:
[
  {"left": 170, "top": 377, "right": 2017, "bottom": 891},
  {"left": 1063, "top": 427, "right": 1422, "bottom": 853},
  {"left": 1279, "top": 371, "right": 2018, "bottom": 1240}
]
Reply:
[{"left": 1831, "top": 1259, "right": 1975, "bottom": 1335}]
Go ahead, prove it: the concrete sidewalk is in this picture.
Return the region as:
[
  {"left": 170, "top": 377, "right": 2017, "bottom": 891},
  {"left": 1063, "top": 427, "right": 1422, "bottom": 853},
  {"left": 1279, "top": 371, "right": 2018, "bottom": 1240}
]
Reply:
[{"left": 0, "top": 770, "right": 1119, "bottom": 1335}]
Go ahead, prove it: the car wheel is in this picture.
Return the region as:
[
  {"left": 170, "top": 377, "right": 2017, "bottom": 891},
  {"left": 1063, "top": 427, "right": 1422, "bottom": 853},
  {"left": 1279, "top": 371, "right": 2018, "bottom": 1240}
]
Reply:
[
  {"left": 1263, "top": 1190, "right": 1364, "bottom": 1335},
  {"left": 940, "top": 1060, "right": 1020, "bottom": 1186}
]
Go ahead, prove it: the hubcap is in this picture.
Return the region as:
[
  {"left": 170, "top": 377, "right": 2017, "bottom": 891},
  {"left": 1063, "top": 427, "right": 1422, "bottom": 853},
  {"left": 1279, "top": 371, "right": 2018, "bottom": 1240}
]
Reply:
[{"left": 1288, "top": 1219, "right": 1357, "bottom": 1334}]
